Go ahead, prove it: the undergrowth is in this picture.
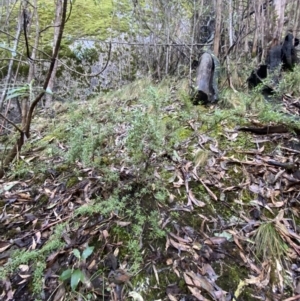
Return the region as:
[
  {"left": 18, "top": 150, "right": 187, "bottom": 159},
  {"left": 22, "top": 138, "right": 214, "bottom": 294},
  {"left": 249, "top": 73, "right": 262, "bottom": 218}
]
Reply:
[{"left": 2, "top": 73, "right": 300, "bottom": 298}]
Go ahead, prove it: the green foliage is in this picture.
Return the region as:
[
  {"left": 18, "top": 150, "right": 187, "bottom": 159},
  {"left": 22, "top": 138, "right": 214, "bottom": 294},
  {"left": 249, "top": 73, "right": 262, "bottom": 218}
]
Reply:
[
  {"left": 64, "top": 112, "right": 113, "bottom": 167},
  {"left": 125, "top": 86, "right": 167, "bottom": 169},
  {"left": 4, "top": 81, "right": 34, "bottom": 102},
  {"left": 0, "top": 224, "right": 66, "bottom": 296},
  {"left": 148, "top": 211, "right": 165, "bottom": 239},
  {"left": 59, "top": 246, "right": 94, "bottom": 291},
  {"left": 32, "top": 261, "right": 47, "bottom": 295},
  {"left": 126, "top": 239, "right": 143, "bottom": 273},
  {"left": 254, "top": 222, "right": 288, "bottom": 262},
  {"left": 277, "top": 65, "right": 300, "bottom": 95}
]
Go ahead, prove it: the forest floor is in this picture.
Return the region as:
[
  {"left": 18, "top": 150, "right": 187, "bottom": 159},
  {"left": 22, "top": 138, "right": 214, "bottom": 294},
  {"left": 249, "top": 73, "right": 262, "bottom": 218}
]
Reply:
[{"left": 1, "top": 77, "right": 300, "bottom": 301}]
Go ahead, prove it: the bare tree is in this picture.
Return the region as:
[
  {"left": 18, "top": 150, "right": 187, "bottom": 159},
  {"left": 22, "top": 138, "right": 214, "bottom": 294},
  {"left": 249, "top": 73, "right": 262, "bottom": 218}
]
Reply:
[
  {"left": 0, "top": 0, "right": 68, "bottom": 178},
  {"left": 0, "top": 2, "right": 23, "bottom": 110}
]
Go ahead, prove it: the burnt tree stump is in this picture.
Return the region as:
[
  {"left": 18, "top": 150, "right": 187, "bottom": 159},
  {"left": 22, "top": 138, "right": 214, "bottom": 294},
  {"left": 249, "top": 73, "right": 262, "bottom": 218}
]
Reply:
[{"left": 193, "top": 52, "right": 218, "bottom": 104}]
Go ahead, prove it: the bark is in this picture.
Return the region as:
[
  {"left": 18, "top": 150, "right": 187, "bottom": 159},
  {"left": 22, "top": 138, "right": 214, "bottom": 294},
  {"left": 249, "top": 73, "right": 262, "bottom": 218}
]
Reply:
[
  {"left": 292, "top": 0, "right": 300, "bottom": 39},
  {"left": 189, "top": 0, "right": 199, "bottom": 87},
  {"left": 213, "top": 0, "right": 222, "bottom": 56},
  {"left": 272, "top": 0, "right": 287, "bottom": 42},
  {"left": 44, "top": 0, "right": 63, "bottom": 107},
  {"left": 22, "top": 0, "right": 38, "bottom": 128},
  {"left": 252, "top": 0, "right": 263, "bottom": 58},
  {"left": 164, "top": 2, "right": 170, "bottom": 76},
  {"left": 244, "top": 0, "right": 250, "bottom": 53},
  {"left": 194, "top": 53, "right": 217, "bottom": 104},
  {"left": 228, "top": 0, "right": 233, "bottom": 47}
]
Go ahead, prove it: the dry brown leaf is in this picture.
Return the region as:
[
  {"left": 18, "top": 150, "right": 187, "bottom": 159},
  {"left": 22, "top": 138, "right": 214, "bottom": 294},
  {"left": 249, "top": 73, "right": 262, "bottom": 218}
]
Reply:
[
  {"left": 165, "top": 237, "right": 170, "bottom": 251},
  {"left": 102, "top": 229, "right": 110, "bottom": 240},
  {"left": 152, "top": 264, "right": 160, "bottom": 285},
  {"left": 226, "top": 132, "right": 239, "bottom": 141},
  {"left": 169, "top": 238, "right": 191, "bottom": 252},
  {"left": 245, "top": 262, "right": 270, "bottom": 288},
  {"left": 187, "top": 286, "right": 208, "bottom": 300},
  {"left": 19, "top": 265, "right": 29, "bottom": 272},
  {"left": 209, "top": 144, "right": 219, "bottom": 153},
  {"left": 188, "top": 190, "right": 206, "bottom": 207},
  {"left": 207, "top": 157, "right": 216, "bottom": 167},
  {"left": 30, "top": 237, "right": 37, "bottom": 250},
  {"left": 184, "top": 271, "right": 220, "bottom": 300},
  {"left": 169, "top": 232, "right": 193, "bottom": 243},
  {"left": 183, "top": 272, "right": 194, "bottom": 286},
  {"left": 204, "top": 237, "right": 227, "bottom": 246},
  {"left": 52, "top": 284, "right": 66, "bottom": 301},
  {"left": 166, "top": 258, "right": 173, "bottom": 265},
  {"left": 115, "top": 221, "right": 131, "bottom": 227},
  {"left": 18, "top": 274, "right": 31, "bottom": 279},
  {"left": 0, "top": 241, "right": 11, "bottom": 253},
  {"left": 167, "top": 293, "right": 178, "bottom": 301},
  {"left": 173, "top": 177, "right": 184, "bottom": 187}
]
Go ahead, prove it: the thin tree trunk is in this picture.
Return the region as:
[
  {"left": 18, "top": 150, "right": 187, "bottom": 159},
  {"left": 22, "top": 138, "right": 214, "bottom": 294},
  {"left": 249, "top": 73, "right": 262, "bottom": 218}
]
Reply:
[
  {"left": 273, "top": 0, "right": 287, "bottom": 42},
  {"left": 189, "top": 0, "right": 198, "bottom": 86},
  {"left": 292, "top": 0, "right": 300, "bottom": 39},
  {"left": 228, "top": 0, "right": 233, "bottom": 47},
  {"left": 0, "top": 3, "right": 22, "bottom": 110},
  {"left": 44, "top": 0, "right": 63, "bottom": 107},
  {"left": 244, "top": 0, "right": 250, "bottom": 54},
  {"left": 165, "top": 3, "right": 169, "bottom": 76},
  {"left": 214, "top": 0, "right": 222, "bottom": 56},
  {"left": 22, "top": 0, "right": 39, "bottom": 128},
  {"left": 252, "top": 0, "right": 262, "bottom": 58}
]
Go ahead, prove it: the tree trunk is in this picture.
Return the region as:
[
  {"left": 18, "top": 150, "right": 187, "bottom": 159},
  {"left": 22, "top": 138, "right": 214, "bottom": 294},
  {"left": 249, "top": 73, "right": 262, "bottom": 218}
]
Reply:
[
  {"left": 228, "top": 0, "right": 233, "bottom": 47},
  {"left": 292, "top": 0, "right": 300, "bottom": 39},
  {"left": 22, "top": 0, "right": 39, "bottom": 128},
  {"left": 213, "top": 0, "right": 222, "bottom": 56},
  {"left": 272, "top": 0, "right": 287, "bottom": 43},
  {"left": 0, "top": 3, "right": 22, "bottom": 110},
  {"left": 44, "top": 0, "right": 63, "bottom": 107}
]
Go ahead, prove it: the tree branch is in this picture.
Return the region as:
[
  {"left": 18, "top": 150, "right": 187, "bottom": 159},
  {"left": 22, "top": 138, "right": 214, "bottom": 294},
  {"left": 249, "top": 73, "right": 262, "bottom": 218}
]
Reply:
[
  {"left": 25, "top": 0, "right": 68, "bottom": 136},
  {"left": 0, "top": 113, "right": 24, "bottom": 135}
]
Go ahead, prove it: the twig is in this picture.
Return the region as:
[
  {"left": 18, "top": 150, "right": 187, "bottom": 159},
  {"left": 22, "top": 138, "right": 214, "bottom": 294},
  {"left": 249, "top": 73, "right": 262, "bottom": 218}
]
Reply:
[
  {"left": 191, "top": 170, "right": 218, "bottom": 201},
  {"left": 0, "top": 113, "right": 24, "bottom": 135}
]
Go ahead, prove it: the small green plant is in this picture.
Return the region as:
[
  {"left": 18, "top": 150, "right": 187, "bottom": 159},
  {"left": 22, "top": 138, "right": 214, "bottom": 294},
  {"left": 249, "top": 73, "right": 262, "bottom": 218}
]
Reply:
[
  {"left": 148, "top": 210, "right": 165, "bottom": 239},
  {"left": 277, "top": 65, "right": 300, "bottom": 95},
  {"left": 59, "top": 245, "right": 94, "bottom": 291},
  {"left": 254, "top": 221, "right": 287, "bottom": 262},
  {"left": 125, "top": 86, "right": 167, "bottom": 171}
]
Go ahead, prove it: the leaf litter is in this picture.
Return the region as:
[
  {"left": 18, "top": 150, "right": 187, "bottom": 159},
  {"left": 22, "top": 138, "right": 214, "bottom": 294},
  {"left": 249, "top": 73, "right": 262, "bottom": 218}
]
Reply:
[{"left": 1, "top": 85, "right": 300, "bottom": 301}]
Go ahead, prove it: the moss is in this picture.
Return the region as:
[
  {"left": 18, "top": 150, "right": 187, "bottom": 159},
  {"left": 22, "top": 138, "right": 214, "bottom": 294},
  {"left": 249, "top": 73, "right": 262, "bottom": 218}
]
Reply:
[
  {"left": 58, "top": 43, "right": 75, "bottom": 58},
  {"left": 41, "top": 45, "right": 53, "bottom": 59},
  {"left": 38, "top": 0, "right": 131, "bottom": 42},
  {"left": 66, "top": 176, "right": 79, "bottom": 188},
  {"left": 174, "top": 127, "right": 193, "bottom": 141},
  {"left": 56, "top": 164, "right": 70, "bottom": 173},
  {"left": 37, "top": 194, "right": 49, "bottom": 204}
]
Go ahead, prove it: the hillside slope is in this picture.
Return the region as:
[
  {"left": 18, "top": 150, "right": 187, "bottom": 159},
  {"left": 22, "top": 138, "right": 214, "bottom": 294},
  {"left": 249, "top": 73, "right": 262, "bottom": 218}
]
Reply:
[{"left": 1, "top": 76, "right": 300, "bottom": 301}]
